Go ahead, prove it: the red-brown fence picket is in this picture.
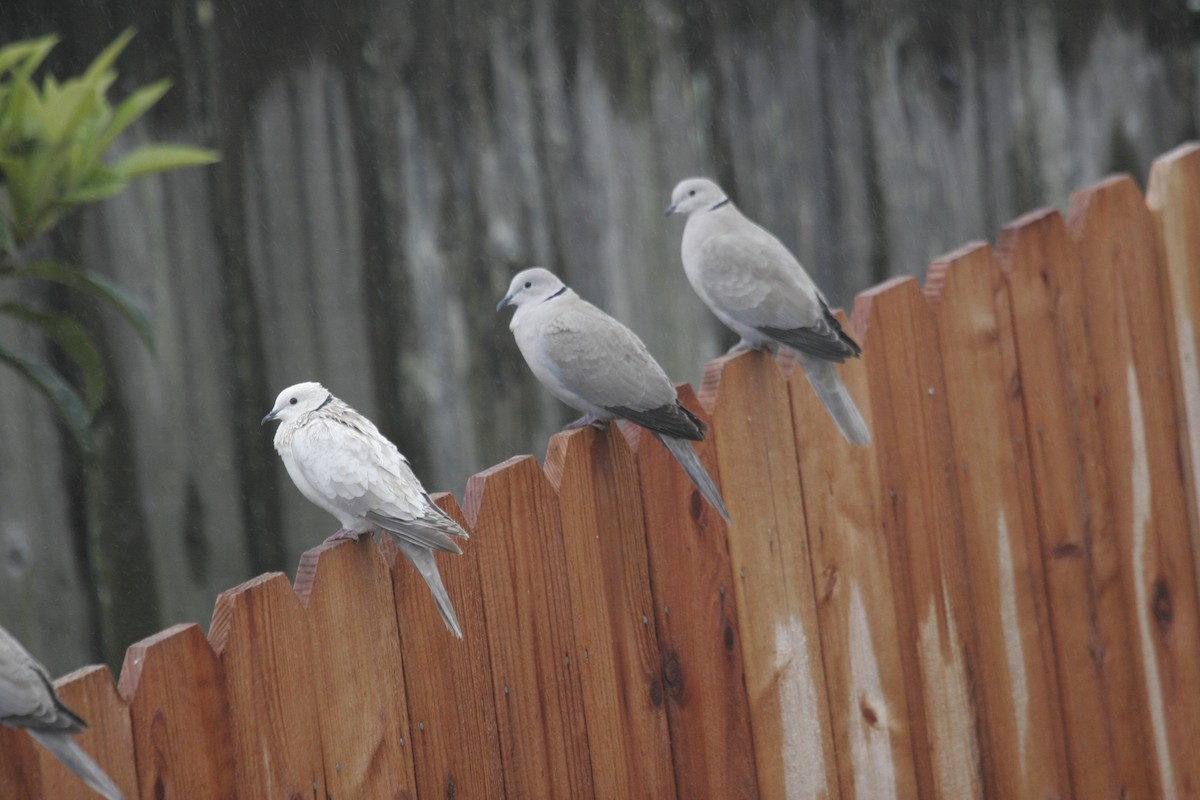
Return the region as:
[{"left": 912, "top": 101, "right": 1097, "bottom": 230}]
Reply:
[{"left": 6, "top": 143, "right": 1200, "bottom": 799}]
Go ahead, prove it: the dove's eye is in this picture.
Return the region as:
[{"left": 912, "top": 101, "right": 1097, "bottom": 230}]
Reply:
[
  {"left": 290, "top": 398, "right": 298, "bottom": 405},
  {"left": 524, "top": 281, "right": 532, "bottom": 289},
  {"left": 688, "top": 189, "right": 696, "bottom": 197}
]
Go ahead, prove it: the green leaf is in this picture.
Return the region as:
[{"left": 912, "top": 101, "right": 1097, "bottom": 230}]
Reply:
[
  {"left": 60, "top": 168, "right": 128, "bottom": 204},
  {"left": 12, "top": 260, "right": 155, "bottom": 353},
  {"left": 0, "top": 36, "right": 58, "bottom": 77},
  {"left": 0, "top": 342, "right": 94, "bottom": 456},
  {"left": 112, "top": 143, "right": 218, "bottom": 179},
  {"left": 0, "top": 36, "right": 57, "bottom": 83},
  {"left": 82, "top": 29, "right": 134, "bottom": 86},
  {"left": 96, "top": 80, "right": 170, "bottom": 155},
  {"left": 0, "top": 302, "right": 106, "bottom": 412}
]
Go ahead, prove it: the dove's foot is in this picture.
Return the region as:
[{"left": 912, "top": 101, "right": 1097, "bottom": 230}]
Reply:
[
  {"left": 324, "top": 528, "right": 364, "bottom": 544},
  {"left": 564, "top": 413, "right": 609, "bottom": 431},
  {"left": 726, "top": 338, "right": 766, "bottom": 355}
]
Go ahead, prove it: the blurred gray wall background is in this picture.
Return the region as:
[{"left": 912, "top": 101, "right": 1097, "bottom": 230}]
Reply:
[{"left": 1, "top": 0, "right": 1196, "bottom": 672}]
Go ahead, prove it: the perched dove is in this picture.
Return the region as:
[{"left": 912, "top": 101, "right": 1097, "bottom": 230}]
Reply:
[
  {"left": 497, "top": 267, "right": 730, "bottom": 522},
  {"left": 666, "top": 178, "right": 871, "bottom": 445},
  {"left": 263, "top": 382, "right": 468, "bottom": 638},
  {"left": 0, "top": 625, "right": 123, "bottom": 799}
]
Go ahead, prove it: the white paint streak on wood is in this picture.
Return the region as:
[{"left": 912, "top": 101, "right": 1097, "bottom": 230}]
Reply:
[
  {"left": 996, "top": 509, "right": 1030, "bottom": 774},
  {"left": 1176, "top": 314, "right": 1200, "bottom": 541},
  {"left": 919, "top": 588, "right": 982, "bottom": 799},
  {"left": 847, "top": 581, "right": 897, "bottom": 799},
  {"left": 774, "top": 615, "right": 828, "bottom": 799},
  {"left": 1128, "top": 362, "right": 1177, "bottom": 799}
]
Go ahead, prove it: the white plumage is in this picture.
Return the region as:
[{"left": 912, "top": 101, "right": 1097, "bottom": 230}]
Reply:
[
  {"left": 498, "top": 267, "right": 729, "bottom": 521},
  {"left": 667, "top": 177, "right": 871, "bottom": 446},
  {"left": 263, "top": 382, "right": 467, "bottom": 637},
  {"left": 0, "top": 624, "right": 124, "bottom": 799}
]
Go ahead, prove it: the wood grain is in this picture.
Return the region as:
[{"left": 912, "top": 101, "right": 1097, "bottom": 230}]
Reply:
[
  {"left": 294, "top": 538, "right": 416, "bottom": 798},
  {"left": 1148, "top": 143, "right": 1200, "bottom": 616},
  {"left": 855, "top": 276, "right": 985, "bottom": 800},
  {"left": 119, "top": 622, "right": 235, "bottom": 799},
  {"left": 382, "top": 493, "right": 506, "bottom": 800},
  {"left": 208, "top": 572, "right": 325, "bottom": 797},
  {"left": 1068, "top": 175, "right": 1200, "bottom": 797},
  {"left": 996, "top": 208, "right": 1158, "bottom": 798},
  {"left": 700, "top": 350, "right": 839, "bottom": 800},
  {"left": 627, "top": 383, "right": 760, "bottom": 799},
  {"left": 543, "top": 424, "right": 677, "bottom": 799},
  {"left": 785, "top": 319, "right": 921, "bottom": 800},
  {"left": 462, "top": 455, "right": 595, "bottom": 798},
  {"left": 925, "top": 242, "right": 1072, "bottom": 799},
  {"left": 38, "top": 665, "right": 137, "bottom": 799}
]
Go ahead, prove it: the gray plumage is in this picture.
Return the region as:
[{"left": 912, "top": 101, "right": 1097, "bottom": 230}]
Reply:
[
  {"left": 263, "top": 383, "right": 467, "bottom": 638},
  {"left": 0, "top": 625, "right": 124, "bottom": 800},
  {"left": 666, "top": 177, "right": 871, "bottom": 446},
  {"left": 498, "top": 267, "right": 730, "bottom": 522}
]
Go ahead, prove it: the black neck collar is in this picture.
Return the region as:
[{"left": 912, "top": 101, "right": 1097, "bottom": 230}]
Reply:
[
  {"left": 542, "top": 286, "right": 568, "bottom": 303},
  {"left": 709, "top": 197, "right": 731, "bottom": 211},
  {"left": 315, "top": 393, "right": 333, "bottom": 412}
]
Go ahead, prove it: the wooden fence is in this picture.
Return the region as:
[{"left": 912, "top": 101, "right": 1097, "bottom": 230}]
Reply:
[{"left": 5, "top": 142, "right": 1200, "bottom": 799}]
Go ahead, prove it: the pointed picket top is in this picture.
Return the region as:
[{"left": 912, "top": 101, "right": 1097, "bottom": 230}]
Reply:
[
  {"left": 925, "top": 240, "right": 1072, "bottom": 800},
  {"left": 381, "top": 493, "right": 506, "bottom": 800},
  {"left": 785, "top": 313, "right": 920, "bottom": 800},
  {"left": 699, "top": 348, "right": 840, "bottom": 800},
  {"left": 294, "top": 537, "right": 416, "bottom": 799},
  {"left": 1147, "top": 142, "right": 1200, "bottom": 618},
  {"left": 118, "top": 622, "right": 235, "bottom": 798},
  {"left": 38, "top": 664, "right": 136, "bottom": 799},
  {"left": 462, "top": 452, "right": 596, "bottom": 799},
  {"left": 1067, "top": 171, "right": 1200, "bottom": 799},
  {"left": 993, "top": 195, "right": 1161, "bottom": 799},
  {"left": 853, "top": 270, "right": 986, "bottom": 800},
  {"left": 541, "top": 422, "right": 677, "bottom": 799},
  {"left": 208, "top": 571, "right": 325, "bottom": 798},
  {"left": 626, "top": 380, "right": 758, "bottom": 799}
]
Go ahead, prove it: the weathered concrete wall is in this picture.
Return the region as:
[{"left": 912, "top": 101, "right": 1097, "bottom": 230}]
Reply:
[{"left": 0, "top": 0, "right": 1196, "bottom": 671}]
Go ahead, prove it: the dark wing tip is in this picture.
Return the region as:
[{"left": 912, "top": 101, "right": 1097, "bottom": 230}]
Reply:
[{"left": 608, "top": 401, "right": 705, "bottom": 441}]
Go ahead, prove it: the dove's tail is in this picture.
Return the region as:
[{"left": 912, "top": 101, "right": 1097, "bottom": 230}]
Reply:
[
  {"left": 397, "top": 540, "right": 464, "bottom": 639},
  {"left": 655, "top": 433, "right": 731, "bottom": 523},
  {"left": 29, "top": 730, "right": 124, "bottom": 800},
  {"left": 800, "top": 357, "right": 871, "bottom": 446}
]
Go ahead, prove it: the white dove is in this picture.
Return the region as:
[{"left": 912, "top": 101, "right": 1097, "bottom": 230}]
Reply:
[
  {"left": 0, "top": 624, "right": 123, "bottom": 799},
  {"left": 497, "top": 267, "right": 730, "bottom": 522},
  {"left": 666, "top": 177, "right": 870, "bottom": 445},
  {"left": 262, "top": 383, "right": 467, "bottom": 638}
]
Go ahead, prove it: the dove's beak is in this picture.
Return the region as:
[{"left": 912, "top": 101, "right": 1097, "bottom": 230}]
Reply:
[
  {"left": 261, "top": 409, "right": 278, "bottom": 426},
  {"left": 663, "top": 202, "right": 678, "bottom": 217},
  {"left": 496, "top": 295, "right": 513, "bottom": 313}
]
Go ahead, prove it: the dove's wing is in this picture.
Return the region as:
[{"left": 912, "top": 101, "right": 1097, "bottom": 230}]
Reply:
[
  {"left": 692, "top": 224, "right": 859, "bottom": 361},
  {"left": 0, "top": 627, "right": 84, "bottom": 733},
  {"left": 535, "top": 299, "right": 702, "bottom": 439},
  {"left": 291, "top": 412, "right": 465, "bottom": 553}
]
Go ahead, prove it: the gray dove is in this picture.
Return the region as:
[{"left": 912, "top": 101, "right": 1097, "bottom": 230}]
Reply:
[
  {"left": 0, "top": 624, "right": 123, "bottom": 799},
  {"left": 666, "top": 177, "right": 871, "bottom": 445},
  {"left": 263, "top": 382, "right": 467, "bottom": 638},
  {"left": 497, "top": 267, "right": 730, "bottom": 522}
]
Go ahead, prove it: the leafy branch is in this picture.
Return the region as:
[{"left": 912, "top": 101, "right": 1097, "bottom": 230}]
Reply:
[{"left": 0, "top": 30, "right": 218, "bottom": 453}]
